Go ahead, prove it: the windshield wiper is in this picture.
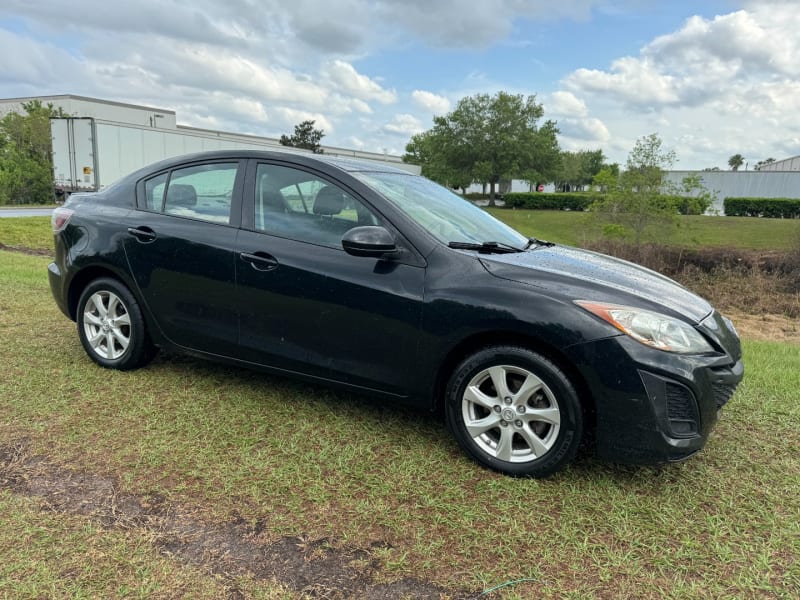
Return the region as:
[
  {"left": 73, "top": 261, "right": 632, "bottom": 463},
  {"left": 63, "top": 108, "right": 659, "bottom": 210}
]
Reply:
[
  {"left": 524, "top": 237, "right": 555, "bottom": 249},
  {"left": 447, "top": 241, "right": 523, "bottom": 254}
]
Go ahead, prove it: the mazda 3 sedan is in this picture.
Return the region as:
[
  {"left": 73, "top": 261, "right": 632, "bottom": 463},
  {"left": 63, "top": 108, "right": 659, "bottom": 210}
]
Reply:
[{"left": 49, "top": 150, "right": 743, "bottom": 477}]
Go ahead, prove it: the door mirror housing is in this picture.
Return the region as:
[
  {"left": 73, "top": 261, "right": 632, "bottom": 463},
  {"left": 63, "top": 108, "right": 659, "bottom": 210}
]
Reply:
[{"left": 342, "top": 226, "right": 398, "bottom": 258}]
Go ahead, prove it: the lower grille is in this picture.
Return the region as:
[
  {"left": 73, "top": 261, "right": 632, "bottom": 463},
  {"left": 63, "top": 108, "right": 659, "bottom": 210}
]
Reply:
[
  {"left": 712, "top": 382, "right": 738, "bottom": 410},
  {"left": 665, "top": 383, "right": 698, "bottom": 435}
]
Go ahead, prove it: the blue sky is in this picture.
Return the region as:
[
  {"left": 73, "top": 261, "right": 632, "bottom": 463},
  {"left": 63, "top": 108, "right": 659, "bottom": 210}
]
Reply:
[{"left": 1, "top": 0, "right": 797, "bottom": 170}]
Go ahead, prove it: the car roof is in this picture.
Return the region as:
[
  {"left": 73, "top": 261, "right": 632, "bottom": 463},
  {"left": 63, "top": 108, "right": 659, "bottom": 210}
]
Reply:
[{"left": 127, "top": 149, "right": 412, "bottom": 180}]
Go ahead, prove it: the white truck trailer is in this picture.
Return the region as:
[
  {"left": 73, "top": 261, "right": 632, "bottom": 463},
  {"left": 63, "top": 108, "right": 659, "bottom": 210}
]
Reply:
[{"left": 50, "top": 116, "right": 419, "bottom": 196}]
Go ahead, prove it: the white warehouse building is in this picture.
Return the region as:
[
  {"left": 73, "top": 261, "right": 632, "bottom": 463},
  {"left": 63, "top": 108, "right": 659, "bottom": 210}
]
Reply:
[{"left": 0, "top": 94, "right": 418, "bottom": 193}]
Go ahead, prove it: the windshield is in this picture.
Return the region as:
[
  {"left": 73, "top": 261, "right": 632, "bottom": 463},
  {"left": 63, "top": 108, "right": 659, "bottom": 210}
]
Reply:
[{"left": 352, "top": 172, "right": 528, "bottom": 249}]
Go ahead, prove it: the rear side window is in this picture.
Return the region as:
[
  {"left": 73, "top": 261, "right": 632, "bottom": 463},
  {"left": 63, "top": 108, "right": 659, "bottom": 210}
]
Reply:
[
  {"left": 144, "top": 173, "right": 167, "bottom": 210},
  {"left": 164, "top": 163, "right": 238, "bottom": 224}
]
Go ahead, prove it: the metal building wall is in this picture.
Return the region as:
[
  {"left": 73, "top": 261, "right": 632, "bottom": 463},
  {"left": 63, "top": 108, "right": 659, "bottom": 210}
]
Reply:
[
  {"left": 665, "top": 170, "right": 800, "bottom": 214},
  {"left": 758, "top": 156, "right": 800, "bottom": 172}
]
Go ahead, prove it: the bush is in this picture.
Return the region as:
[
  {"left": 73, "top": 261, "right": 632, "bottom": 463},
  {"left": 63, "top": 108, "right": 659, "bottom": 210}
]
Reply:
[
  {"left": 724, "top": 197, "right": 800, "bottom": 218},
  {"left": 675, "top": 195, "right": 713, "bottom": 215},
  {"left": 461, "top": 192, "right": 491, "bottom": 200},
  {"left": 503, "top": 192, "right": 598, "bottom": 210}
]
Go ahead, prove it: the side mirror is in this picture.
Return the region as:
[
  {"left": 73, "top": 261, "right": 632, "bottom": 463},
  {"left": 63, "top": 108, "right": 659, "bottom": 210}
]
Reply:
[{"left": 342, "top": 226, "right": 398, "bottom": 258}]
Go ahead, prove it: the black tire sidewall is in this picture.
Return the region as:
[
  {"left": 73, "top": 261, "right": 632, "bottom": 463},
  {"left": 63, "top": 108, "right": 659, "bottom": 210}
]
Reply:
[
  {"left": 445, "top": 346, "right": 583, "bottom": 477},
  {"left": 76, "top": 277, "right": 152, "bottom": 370}
]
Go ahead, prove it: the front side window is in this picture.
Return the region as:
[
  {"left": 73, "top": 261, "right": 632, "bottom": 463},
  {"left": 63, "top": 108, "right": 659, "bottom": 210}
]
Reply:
[
  {"left": 254, "top": 163, "right": 380, "bottom": 248},
  {"left": 163, "top": 163, "right": 238, "bottom": 224}
]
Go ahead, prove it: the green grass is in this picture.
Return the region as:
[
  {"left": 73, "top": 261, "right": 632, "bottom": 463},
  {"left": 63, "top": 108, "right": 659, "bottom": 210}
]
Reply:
[
  {"left": 0, "top": 249, "right": 798, "bottom": 598},
  {"left": 2, "top": 211, "right": 799, "bottom": 259},
  {"left": 0, "top": 492, "right": 232, "bottom": 599},
  {"left": 487, "top": 208, "right": 800, "bottom": 250},
  {"left": 0, "top": 204, "right": 57, "bottom": 209},
  {"left": 0, "top": 216, "right": 52, "bottom": 251}
]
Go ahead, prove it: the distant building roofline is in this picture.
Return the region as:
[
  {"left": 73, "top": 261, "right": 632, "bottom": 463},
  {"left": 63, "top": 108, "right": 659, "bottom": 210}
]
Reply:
[{"left": 0, "top": 94, "right": 176, "bottom": 116}]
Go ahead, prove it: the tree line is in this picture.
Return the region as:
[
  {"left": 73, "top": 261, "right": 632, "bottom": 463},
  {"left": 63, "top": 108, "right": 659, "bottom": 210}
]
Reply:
[
  {"left": 402, "top": 92, "right": 616, "bottom": 203},
  {"left": 0, "top": 93, "right": 768, "bottom": 209},
  {"left": 0, "top": 100, "right": 66, "bottom": 205}
]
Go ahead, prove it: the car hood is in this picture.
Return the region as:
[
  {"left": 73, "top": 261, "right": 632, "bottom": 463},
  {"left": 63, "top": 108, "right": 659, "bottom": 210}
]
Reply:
[{"left": 479, "top": 244, "right": 713, "bottom": 323}]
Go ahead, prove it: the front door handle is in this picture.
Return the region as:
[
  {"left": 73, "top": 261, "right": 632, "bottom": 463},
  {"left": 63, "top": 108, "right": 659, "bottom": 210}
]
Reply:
[
  {"left": 239, "top": 252, "right": 279, "bottom": 272},
  {"left": 127, "top": 226, "right": 157, "bottom": 243}
]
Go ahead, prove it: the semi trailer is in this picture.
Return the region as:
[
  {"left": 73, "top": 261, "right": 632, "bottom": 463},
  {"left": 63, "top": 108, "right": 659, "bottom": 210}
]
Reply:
[{"left": 50, "top": 116, "right": 418, "bottom": 197}]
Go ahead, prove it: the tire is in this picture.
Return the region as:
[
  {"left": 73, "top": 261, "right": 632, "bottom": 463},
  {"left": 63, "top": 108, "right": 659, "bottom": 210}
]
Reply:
[
  {"left": 76, "top": 277, "right": 156, "bottom": 370},
  {"left": 445, "top": 346, "right": 583, "bottom": 478}
]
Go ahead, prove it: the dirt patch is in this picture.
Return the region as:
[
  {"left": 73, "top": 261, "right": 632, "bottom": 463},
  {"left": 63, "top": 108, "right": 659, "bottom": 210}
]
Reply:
[
  {"left": 723, "top": 311, "right": 800, "bottom": 344},
  {"left": 0, "top": 440, "right": 472, "bottom": 599},
  {"left": 0, "top": 242, "right": 52, "bottom": 256}
]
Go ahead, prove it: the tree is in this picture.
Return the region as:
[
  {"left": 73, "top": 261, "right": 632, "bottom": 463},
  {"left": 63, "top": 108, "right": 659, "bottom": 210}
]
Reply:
[
  {"left": 590, "top": 133, "right": 682, "bottom": 247},
  {"left": 279, "top": 120, "right": 325, "bottom": 154},
  {"left": 754, "top": 157, "right": 776, "bottom": 170},
  {"left": 404, "top": 130, "right": 472, "bottom": 192},
  {"left": 728, "top": 153, "right": 745, "bottom": 171},
  {"left": 408, "top": 91, "right": 560, "bottom": 205},
  {"left": 555, "top": 149, "right": 606, "bottom": 192},
  {"left": 0, "top": 100, "right": 67, "bottom": 205}
]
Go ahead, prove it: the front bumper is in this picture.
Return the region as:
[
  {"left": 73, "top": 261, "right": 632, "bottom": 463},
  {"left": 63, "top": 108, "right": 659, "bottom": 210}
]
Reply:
[{"left": 566, "top": 334, "right": 743, "bottom": 465}]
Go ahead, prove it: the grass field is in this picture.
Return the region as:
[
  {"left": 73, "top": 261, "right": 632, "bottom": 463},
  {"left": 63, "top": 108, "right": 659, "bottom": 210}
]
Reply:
[
  {"left": 2, "top": 210, "right": 799, "bottom": 259},
  {"left": 0, "top": 216, "right": 51, "bottom": 252},
  {"left": 0, "top": 249, "right": 798, "bottom": 598},
  {"left": 486, "top": 208, "right": 800, "bottom": 250}
]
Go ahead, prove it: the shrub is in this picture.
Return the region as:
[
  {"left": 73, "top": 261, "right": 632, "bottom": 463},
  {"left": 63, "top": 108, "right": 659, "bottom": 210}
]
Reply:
[
  {"left": 724, "top": 197, "right": 800, "bottom": 218},
  {"left": 503, "top": 192, "right": 598, "bottom": 210}
]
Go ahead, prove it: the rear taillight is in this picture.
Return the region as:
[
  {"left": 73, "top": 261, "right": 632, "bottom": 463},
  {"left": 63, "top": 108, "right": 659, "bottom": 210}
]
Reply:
[{"left": 52, "top": 208, "right": 74, "bottom": 233}]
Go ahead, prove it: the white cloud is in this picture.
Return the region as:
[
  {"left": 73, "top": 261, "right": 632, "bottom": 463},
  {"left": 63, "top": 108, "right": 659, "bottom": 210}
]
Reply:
[
  {"left": 383, "top": 113, "right": 424, "bottom": 136},
  {"left": 558, "top": 117, "right": 610, "bottom": 142},
  {"left": 272, "top": 107, "right": 333, "bottom": 133},
  {"left": 322, "top": 60, "right": 397, "bottom": 104},
  {"left": 349, "top": 136, "right": 366, "bottom": 149},
  {"left": 411, "top": 90, "right": 450, "bottom": 115},
  {"left": 557, "top": 1, "right": 800, "bottom": 167},
  {"left": 546, "top": 91, "right": 587, "bottom": 117},
  {"left": 3, "top": 0, "right": 800, "bottom": 167},
  {"left": 375, "top": 0, "right": 601, "bottom": 48},
  {"left": 566, "top": 57, "right": 680, "bottom": 108}
]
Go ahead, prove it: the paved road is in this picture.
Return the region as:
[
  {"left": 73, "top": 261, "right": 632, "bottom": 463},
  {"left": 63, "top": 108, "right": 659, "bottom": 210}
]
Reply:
[{"left": 0, "top": 208, "right": 54, "bottom": 218}]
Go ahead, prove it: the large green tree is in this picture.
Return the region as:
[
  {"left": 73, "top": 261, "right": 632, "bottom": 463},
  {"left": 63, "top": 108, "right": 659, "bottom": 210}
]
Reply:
[
  {"left": 279, "top": 120, "right": 325, "bottom": 154},
  {"left": 404, "top": 130, "right": 472, "bottom": 192},
  {"left": 0, "top": 100, "right": 65, "bottom": 205},
  {"left": 404, "top": 92, "right": 560, "bottom": 204}
]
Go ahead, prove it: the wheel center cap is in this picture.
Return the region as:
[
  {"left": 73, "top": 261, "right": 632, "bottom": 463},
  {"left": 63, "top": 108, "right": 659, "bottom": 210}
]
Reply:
[
  {"left": 501, "top": 408, "right": 515, "bottom": 421},
  {"left": 101, "top": 319, "right": 110, "bottom": 332}
]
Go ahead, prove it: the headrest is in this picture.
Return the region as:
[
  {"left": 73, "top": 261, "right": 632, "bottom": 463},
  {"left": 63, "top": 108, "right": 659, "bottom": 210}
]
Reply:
[
  {"left": 313, "top": 186, "right": 345, "bottom": 215},
  {"left": 167, "top": 184, "right": 197, "bottom": 207}
]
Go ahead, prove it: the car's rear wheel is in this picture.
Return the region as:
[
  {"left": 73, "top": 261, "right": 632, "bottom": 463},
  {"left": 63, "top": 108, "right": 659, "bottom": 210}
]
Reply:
[
  {"left": 445, "top": 346, "right": 583, "bottom": 477},
  {"left": 76, "top": 278, "right": 156, "bottom": 370}
]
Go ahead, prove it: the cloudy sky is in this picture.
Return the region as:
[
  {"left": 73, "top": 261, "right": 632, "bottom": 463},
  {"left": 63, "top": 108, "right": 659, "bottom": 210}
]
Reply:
[{"left": 1, "top": 0, "right": 797, "bottom": 169}]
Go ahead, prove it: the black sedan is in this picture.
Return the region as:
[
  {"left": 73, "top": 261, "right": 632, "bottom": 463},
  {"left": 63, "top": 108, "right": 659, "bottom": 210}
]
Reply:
[{"left": 49, "top": 150, "right": 743, "bottom": 477}]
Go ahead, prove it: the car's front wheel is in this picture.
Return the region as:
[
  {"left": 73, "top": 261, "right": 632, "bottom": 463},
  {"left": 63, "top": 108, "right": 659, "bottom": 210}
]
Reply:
[
  {"left": 76, "top": 278, "right": 156, "bottom": 370},
  {"left": 445, "top": 346, "right": 583, "bottom": 477}
]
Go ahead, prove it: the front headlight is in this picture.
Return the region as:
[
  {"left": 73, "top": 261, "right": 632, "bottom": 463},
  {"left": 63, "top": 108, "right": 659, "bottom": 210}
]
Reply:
[{"left": 575, "top": 301, "right": 714, "bottom": 354}]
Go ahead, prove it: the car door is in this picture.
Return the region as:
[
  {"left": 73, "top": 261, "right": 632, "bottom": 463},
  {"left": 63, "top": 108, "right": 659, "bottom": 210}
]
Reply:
[
  {"left": 234, "top": 160, "right": 425, "bottom": 397},
  {"left": 123, "top": 160, "right": 244, "bottom": 355}
]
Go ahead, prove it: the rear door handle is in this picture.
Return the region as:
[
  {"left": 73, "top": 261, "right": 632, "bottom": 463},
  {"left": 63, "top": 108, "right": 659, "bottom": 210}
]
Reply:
[
  {"left": 127, "top": 226, "right": 157, "bottom": 243},
  {"left": 239, "top": 252, "right": 279, "bottom": 271}
]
